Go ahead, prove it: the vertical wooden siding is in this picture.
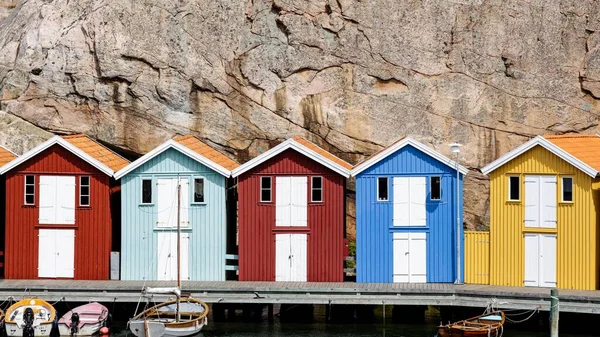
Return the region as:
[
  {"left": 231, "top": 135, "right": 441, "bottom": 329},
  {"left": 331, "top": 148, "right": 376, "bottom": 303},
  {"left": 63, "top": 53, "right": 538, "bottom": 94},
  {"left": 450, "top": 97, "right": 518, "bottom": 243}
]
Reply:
[
  {"left": 355, "top": 145, "right": 464, "bottom": 283},
  {"left": 4, "top": 145, "right": 112, "bottom": 279},
  {"left": 238, "top": 149, "right": 345, "bottom": 282},
  {"left": 120, "top": 148, "right": 227, "bottom": 281},
  {"left": 464, "top": 231, "right": 490, "bottom": 284},
  {"left": 489, "top": 145, "right": 597, "bottom": 290}
]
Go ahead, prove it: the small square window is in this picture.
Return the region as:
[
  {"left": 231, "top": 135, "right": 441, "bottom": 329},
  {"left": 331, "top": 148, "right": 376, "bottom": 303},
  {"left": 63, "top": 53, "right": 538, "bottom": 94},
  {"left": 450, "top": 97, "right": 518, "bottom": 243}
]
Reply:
[
  {"left": 311, "top": 176, "right": 323, "bottom": 202},
  {"left": 24, "top": 175, "right": 35, "bottom": 205},
  {"left": 80, "top": 176, "right": 90, "bottom": 206},
  {"left": 377, "top": 177, "right": 388, "bottom": 201},
  {"left": 194, "top": 178, "right": 205, "bottom": 203},
  {"left": 142, "top": 179, "right": 153, "bottom": 204},
  {"left": 562, "top": 177, "right": 573, "bottom": 202},
  {"left": 508, "top": 176, "right": 520, "bottom": 201},
  {"left": 260, "top": 177, "right": 272, "bottom": 202},
  {"left": 430, "top": 176, "right": 441, "bottom": 200}
]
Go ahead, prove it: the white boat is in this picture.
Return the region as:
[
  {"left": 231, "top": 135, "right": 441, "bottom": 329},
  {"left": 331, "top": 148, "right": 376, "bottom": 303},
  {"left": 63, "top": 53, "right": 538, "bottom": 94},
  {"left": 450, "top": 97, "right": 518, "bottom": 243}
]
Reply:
[
  {"left": 57, "top": 302, "right": 109, "bottom": 336},
  {"left": 128, "top": 177, "right": 209, "bottom": 337},
  {"left": 5, "top": 298, "right": 56, "bottom": 337}
]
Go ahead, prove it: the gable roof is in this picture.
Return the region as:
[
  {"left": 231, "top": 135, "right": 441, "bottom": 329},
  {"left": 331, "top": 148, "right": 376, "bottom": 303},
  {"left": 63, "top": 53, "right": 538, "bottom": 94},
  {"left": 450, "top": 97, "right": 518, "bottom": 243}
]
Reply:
[
  {"left": 231, "top": 137, "right": 352, "bottom": 178},
  {"left": 0, "top": 135, "right": 126, "bottom": 176},
  {"left": 0, "top": 145, "right": 17, "bottom": 167},
  {"left": 351, "top": 137, "right": 469, "bottom": 176},
  {"left": 481, "top": 135, "right": 600, "bottom": 177},
  {"left": 114, "top": 135, "right": 238, "bottom": 179}
]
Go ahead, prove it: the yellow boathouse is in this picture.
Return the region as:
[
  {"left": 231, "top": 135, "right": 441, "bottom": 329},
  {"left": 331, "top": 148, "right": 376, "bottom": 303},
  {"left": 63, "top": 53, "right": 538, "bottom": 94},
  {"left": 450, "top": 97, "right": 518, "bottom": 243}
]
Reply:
[{"left": 481, "top": 134, "right": 600, "bottom": 290}]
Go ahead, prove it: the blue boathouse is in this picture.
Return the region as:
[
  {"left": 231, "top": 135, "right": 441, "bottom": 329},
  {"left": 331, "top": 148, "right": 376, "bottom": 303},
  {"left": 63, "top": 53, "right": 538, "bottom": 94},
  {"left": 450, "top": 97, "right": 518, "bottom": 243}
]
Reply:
[
  {"left": 351, "top": 137, "right": 468, "bottom": 283},
  {"left": 114, "top": 135, "right": 238, "bottom": 281}
]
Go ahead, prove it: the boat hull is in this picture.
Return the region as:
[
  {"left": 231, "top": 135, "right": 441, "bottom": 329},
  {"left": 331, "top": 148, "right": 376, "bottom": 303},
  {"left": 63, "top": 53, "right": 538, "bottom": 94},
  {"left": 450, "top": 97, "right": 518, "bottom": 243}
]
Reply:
[
  {"left": 437, "top": 326, "right": 503, "bottom": 337},
  {"left": 128, "top": 297, "right": 209, "bottom": 337},
  {"left": 57, "top": 302, "right": 109, "bottom": 336},
  {"left": 58, "top": 321, "right": 105, "bottom": 336},
  {"left": 5, "top": 299, "right": 56, "bottom": 337},
  {"left": 5, "top": 323, "right": 54, "bottom": 337},
  {"left": 129, "top": 318, "right": 207, "bottom": 337},
  {"left": 437, "top": 311, "right": 505, "bottom": 337}
]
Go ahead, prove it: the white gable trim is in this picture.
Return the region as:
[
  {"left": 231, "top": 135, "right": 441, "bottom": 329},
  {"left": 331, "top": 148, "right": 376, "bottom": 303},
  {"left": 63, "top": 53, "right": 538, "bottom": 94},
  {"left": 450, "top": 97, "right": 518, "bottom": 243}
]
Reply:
[
  {"left": 0, "top": 135, "right": 114, "bottom": 176},
  {"left": 114, "top": 139, "right": 232, "bottom": 179},
  {"left": 351, "top": 137, "right": 469, "bottom": 177},
  {"left": 0, "top": 145, "right": 18, "bottom": 157},
  {"left": 481, "top": 136, "right": 599, "bottom": 177},
  {"left": 231, "top": 138, "right": 351, "bottom": 178}
]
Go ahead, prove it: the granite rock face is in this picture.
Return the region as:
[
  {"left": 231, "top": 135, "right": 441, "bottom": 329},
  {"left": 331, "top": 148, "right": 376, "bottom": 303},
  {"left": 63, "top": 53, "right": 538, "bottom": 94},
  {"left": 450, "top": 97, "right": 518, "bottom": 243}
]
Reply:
[{"left": 0, "top": 0, "right": 600, "bottom": 237}]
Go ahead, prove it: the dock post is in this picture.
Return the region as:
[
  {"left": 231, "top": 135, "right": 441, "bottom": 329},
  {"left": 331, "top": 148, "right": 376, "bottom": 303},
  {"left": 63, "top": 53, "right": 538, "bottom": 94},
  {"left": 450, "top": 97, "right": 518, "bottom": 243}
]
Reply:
[
  {"left": 550, "top": 288, "right": 559, "bottom": 337},
  {"left": 382, "top": 301, "right": 385, "bottom": 324},
  {"left": 268, "top": 304, "right": 274, "bottom": 323}
]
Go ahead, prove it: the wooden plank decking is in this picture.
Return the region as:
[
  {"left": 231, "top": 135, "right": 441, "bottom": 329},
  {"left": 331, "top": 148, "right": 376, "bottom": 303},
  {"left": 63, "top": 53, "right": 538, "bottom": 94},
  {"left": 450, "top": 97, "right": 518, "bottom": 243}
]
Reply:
[{"left": 0, "top": 280, "right": 598, "bottom": 314}]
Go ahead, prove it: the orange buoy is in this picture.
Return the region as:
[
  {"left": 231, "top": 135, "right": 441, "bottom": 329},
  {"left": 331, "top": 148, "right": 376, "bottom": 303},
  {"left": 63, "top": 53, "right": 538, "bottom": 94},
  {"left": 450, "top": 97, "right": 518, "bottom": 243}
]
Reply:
[{"left": 99, "top": 327, "right": 109, "bottom": 335}]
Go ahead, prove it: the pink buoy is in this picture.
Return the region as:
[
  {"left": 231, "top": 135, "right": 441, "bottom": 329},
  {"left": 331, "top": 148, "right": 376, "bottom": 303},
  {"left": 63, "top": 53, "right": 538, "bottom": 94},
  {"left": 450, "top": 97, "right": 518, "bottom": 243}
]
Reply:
[{"left": 100, "top": 327, "right": 109, "bottom": 335}]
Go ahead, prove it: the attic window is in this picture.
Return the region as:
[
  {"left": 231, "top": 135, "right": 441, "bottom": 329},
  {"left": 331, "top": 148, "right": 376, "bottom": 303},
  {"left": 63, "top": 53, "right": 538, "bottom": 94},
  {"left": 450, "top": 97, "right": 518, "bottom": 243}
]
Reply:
[
  {"left": 377, "top": 177, "right": 388, "bottom": 201},
  {"left": 430, "top": 176, "right": 441, "bottom": 200},
  {"left": 311, "top": 176, "right": 323, "bottom": 202},
  {"left": 194, "top": 178, "right": 205, "bottom": 203},
  {"left": 24, "top": 175, "right": 35, "bottom": 205},
  {"left": 260, "top": 176, "right": 272, "bottom": 202},
  {"left": 562, "top": 177, "right": 573, "bottom": 202},
  {"left": 508, "top": 176, "right": 520, "bottom": 201},
  {"left": 80, "top": 176, "right": 90, "bottom": 206},
  {"left": 141, "top": 179, "right": 152, "bottom": 204}
]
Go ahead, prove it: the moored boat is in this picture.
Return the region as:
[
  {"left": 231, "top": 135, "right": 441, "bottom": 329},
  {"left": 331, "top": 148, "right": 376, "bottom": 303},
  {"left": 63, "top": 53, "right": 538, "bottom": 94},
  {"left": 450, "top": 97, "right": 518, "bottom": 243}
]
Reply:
[
  {"left": 58, "top": 302, "right": 109, "bottom": 336},
  {"left": 437, "top": 311, "right": 505, "bottom": 337},
  {"left": 5, "top": 298, "right": 56, "bottom": 337}
]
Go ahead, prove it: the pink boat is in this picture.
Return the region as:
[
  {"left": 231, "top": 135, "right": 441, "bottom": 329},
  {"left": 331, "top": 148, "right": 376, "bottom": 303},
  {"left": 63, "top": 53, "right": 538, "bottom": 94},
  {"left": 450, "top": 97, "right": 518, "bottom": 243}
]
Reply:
[{"left": 58, "top": 302, "right": 109, "bottom": 336}]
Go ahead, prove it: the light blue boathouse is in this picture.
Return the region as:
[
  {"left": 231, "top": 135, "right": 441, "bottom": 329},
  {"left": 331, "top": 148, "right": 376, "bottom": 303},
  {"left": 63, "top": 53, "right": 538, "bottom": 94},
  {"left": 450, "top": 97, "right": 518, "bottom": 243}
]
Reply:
[
  {"left": 114, "top": 135, "right": 238, "bottom": 281},
  {"left": 351, "top": 138, "right": 468, "bottom": 283}
]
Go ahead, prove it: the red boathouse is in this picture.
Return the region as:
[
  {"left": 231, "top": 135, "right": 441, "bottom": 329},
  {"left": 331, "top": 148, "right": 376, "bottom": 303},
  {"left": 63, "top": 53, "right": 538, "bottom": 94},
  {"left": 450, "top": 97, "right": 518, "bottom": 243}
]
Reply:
[
  {"left": 231, "top": 137, "right": 351, "bottom": 282},
  {"left": 0, "top": 135, "right": 129, "bottom": 279}
]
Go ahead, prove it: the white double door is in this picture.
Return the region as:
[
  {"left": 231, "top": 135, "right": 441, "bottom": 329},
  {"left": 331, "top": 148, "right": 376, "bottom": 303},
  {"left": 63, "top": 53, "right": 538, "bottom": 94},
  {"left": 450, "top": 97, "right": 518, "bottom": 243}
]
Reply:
[
  {"left": 524, "top": 233, "right": 556, "bottom": 287},
  {"left": 39, "top": 175, "right": 76, "bottom": 225},
  {"left": 524, "top": 175, "right": 557, "bottom": 228},
  {"left": 393, "top": 177, "right": 427, "bottom": 227},
  {"left": 157, "top": 232, "right": 190, "bottom": 281},
  {"left": 157, "top": 178, "right": 189, "bottom": 228},
  {"left": 38, "top": 229, "right": 75, "bottom": 278},
  {"left": 392, "top": 232, "right": 427, "bottom": 283},
  {"left": 275, "top": 177, "right": 307, "bottom": 227},
  {"left": 275, "top": 234, "right": 307, "bottom": 281}
]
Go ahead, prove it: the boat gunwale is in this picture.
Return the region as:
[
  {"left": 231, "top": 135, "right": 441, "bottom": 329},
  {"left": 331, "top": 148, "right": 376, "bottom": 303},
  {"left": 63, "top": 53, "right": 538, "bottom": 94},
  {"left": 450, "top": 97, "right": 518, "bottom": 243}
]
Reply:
[{"left": 5, "top": 299, "right": 55, "bottom": 325}]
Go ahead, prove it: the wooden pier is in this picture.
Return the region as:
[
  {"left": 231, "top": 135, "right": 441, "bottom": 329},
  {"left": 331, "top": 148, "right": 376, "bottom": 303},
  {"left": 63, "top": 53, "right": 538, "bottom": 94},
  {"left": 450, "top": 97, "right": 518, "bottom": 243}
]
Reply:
[{"left": 0, "top": 280, "right": 599, "bottom": 314}]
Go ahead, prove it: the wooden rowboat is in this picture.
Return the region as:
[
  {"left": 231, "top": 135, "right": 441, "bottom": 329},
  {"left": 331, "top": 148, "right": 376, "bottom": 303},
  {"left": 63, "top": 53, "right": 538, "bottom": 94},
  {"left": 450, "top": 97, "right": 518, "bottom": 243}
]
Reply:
[{"left": 437, "top": 311, "right": 505, "bottom": 337}]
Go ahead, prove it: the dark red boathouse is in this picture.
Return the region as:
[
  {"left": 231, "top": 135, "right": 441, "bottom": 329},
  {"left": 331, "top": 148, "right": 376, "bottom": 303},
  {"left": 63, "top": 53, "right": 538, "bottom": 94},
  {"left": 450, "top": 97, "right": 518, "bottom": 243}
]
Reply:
[
  {"left": 0, "top": 135, "right": 128, "bottom": 279},
  {"left": 232, "top": 137, "right": 351, "bottom": 282}
]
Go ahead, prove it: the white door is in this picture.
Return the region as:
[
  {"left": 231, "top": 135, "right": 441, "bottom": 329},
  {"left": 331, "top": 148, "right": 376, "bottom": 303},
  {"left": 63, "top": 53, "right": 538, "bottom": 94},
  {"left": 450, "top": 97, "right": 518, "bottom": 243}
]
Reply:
[
  {"left": 38, "top": 176, "right": 57, "bottom": 224},
  {"left": 524, "top": 175, "right": 557, "bottom": 229},
  {"left": 157, "top": 178, "right": 189, "bottom": 228},
  {"left": 157, "top": 232, "right": 189, "bottom": 281},
  {"left": 524, "top": 233, "right": 556, "bottom": 287},
  {"left": 275, "top": 234, "right": 307, "bottom": 281},
  {"left": 393, "top": 232, "right": 427, "bottom": 283},
  {"left": 393, "top": 177, "right": 427, "bottom": 227},
  {"left": 276, "top": 177, "right": 307, "bottom": 227},
  {"left": 38, "top": 229, "right": 75, "bottom": 278},
  {"left": 38, "top": 176, "right": 75, "bottom": 225}
]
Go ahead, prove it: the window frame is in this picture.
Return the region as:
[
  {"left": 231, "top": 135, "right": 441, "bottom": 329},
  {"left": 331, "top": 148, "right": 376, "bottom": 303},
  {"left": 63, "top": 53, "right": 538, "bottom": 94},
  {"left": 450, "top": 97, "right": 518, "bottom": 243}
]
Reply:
[
  {"left": 79, "top": 176, "right": 91, "bottom": 207},
  {"left": 192, "top": 177, "right": 206, "bottom": 204},
  {"left": 141, "top": 178, "right": 153, "bottom": 205},
  {"left": 24, "top": 175, "right": 35, "bottom": 205},
  {"left": 377, "top": 177, "right": 389, "bottom": 202},
  {"left": 508, "top": 175, "right": 521, "bottom": 201},
  {"left": 561, "top": 176, "right": 574, "bottom": 203},
  {"left": 260, "top": 176, "right": 272, "bottom": 203},
  {"left": 311, "top": 176, "right": 323, "bottom": 203},
  {"left": 430, "top": 176, "right": 441, "bottom": 201}
]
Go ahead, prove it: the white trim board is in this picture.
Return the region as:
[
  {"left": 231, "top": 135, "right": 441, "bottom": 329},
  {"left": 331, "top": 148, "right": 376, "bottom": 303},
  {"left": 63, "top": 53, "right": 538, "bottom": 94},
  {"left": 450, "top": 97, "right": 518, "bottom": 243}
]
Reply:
[
  {"left": 480, "top": 136, "right": 599, "bottom": 177},
  {"left": 114, "top": 139, "right": 232, "bottom": 179},
  {"left": 351, "top": 137, "right": 469, "bottom": 177},
  {"left": 0, "top": 135, "right": 114, "bottom": 176},
  {"left": 231, "top": 138, "right": 351, "bottom": 178}
]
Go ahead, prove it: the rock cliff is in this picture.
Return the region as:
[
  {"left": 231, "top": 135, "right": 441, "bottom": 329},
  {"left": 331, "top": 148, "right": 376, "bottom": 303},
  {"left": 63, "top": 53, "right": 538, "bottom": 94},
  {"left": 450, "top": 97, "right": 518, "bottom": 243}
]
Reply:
[{"left": 1, "top": 0, "right": 600, "bottom": 236}]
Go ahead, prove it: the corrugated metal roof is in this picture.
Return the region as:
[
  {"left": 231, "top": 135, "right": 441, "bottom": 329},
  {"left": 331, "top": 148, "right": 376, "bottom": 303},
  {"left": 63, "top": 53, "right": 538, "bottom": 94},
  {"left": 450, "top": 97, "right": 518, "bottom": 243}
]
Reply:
[
  {"left": 544, "top": 134, "right": 600, "bottom": 172},
  {"left": 291, "top": 136, "right": 352, "bottom": 170},
  {"left": 62, "top": 134, "right": 130, "bottom": 171},
  {"left": 173, "top": 135, "right": 239, "bottom": 171},
  {"left": 0, "top": 146, "right": 16, "bottom": 166}
]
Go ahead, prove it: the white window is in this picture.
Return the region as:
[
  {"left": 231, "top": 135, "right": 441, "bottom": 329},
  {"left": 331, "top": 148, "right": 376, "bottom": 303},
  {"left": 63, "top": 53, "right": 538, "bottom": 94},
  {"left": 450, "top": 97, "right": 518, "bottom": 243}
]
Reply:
[
  {"left": 80, "top": 176, "right": 90, "bottom": 206},
  {"left": 377, "top": 177, "right": 388, "bottom": 201},
  {"left": 194, "top": 178, "right": 205, "bottom": 203},
  {"left": 141, "top": 178, "right": 152, "bottom": 204},
  {"left": 508, "top": 176, "right": 520, "bottom": 201},
  {"left": 260, "top": 177, "right": 272, "bottom": 202},
  {"left": 311, "top": 176, "right": 323, "bottom": 202},
  {"left": 561, "top": 177, "right": 573, "bottom": 202},
  {"left": 430, "top": 176, "right": 441, "bottom": 200},
  {"left": 24, "top": 175, "right": 35, "bottom": 205}
]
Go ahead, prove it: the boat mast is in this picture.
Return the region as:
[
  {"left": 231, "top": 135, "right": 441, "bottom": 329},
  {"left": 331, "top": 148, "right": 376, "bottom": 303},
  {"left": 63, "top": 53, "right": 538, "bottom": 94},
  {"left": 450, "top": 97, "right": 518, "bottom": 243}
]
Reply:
[{"left": 176, "top": 177, "right": 181, "bottom": 322}]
